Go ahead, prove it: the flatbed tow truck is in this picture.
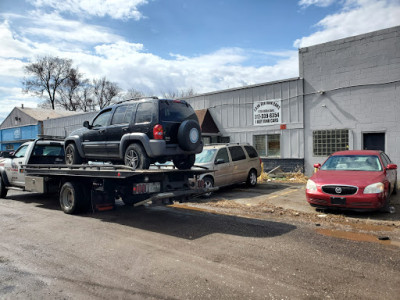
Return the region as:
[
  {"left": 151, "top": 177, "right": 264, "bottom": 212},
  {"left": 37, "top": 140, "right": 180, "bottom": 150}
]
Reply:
[{"left": 0, "top": 138, "right": 214, "bottom": 214}]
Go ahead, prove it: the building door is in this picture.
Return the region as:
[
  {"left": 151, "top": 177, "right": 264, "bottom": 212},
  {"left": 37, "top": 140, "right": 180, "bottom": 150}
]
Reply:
[{"left": 363, "top": 133, "right": 385, "bottom": 151}]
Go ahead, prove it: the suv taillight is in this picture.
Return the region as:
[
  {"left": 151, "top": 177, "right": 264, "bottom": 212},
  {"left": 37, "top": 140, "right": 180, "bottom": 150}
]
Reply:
[{"left": 153, "top": 124, "right": 164, "bottom": 140}]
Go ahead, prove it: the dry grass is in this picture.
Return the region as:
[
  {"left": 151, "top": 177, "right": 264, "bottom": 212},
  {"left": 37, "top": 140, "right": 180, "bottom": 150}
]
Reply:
[{"left": 258, "top": 163, "right": 308, "bottom": 184}]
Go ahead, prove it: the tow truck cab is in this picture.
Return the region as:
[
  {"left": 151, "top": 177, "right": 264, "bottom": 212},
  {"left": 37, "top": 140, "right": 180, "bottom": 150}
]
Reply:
[{"left": 0, "top": 140, "right": 64, "bottom": 188}]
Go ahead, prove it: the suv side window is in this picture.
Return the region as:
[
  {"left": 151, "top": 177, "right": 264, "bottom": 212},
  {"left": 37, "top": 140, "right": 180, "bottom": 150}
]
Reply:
[
  {"left": 229, "top": 146, "right": 246, "bottom": 162},
  {"left": 111, "top": 105, "right": 128, "bottom": 125},
  {"left": 135, "top": 102, "right": 154, "bottom": 124},
  {"left": 215, "top": 148, "right": 230, "bottom": 164},
  {"left": 244, "top": 146, "right": 258, "bottom": 158},
  {"left": 92, "top": 109, "right": 112, "bottom": 127},
  {"left": 123, "top": 104, "right": 136, "bottom": 124}
]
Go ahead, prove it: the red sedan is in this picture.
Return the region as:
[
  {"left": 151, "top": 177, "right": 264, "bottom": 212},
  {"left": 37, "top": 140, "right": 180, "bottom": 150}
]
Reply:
[{"left": 306, "top": 150, "right": 397, "bottom": 211}]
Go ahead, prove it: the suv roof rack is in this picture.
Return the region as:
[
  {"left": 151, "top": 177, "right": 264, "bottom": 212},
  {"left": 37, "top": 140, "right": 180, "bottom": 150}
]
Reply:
[
  {"left": 36, "top": 135, "right": 65, "bottom": 141},
  {"left": 116, "top": 96, "right": 159, "bottom": 105}
]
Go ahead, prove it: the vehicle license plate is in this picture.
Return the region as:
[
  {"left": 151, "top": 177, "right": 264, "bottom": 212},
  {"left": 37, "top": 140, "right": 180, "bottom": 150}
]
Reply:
[
  {"left": 148, "top": 182, "right": 161, "bottom": 193},
  {"left": 330, "top": 197, "right": 346, "bottom": 205}
]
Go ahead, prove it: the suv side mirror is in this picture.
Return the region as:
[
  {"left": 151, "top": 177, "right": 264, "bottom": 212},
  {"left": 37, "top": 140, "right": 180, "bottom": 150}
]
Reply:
[
  {"left": 83, "top": 121, "right": 91, "bottom": 129},
  {"left": 215, "top": 158, "right": 225, "bottom": 165},
  {"left": 314, "top": 163, "right": 321, "bottom": 169}
]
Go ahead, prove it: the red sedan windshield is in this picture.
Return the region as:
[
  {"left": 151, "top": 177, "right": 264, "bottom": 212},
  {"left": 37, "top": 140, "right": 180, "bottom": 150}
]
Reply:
[{"left": 320, "top": 155, "right": 382, "bottom": 172}]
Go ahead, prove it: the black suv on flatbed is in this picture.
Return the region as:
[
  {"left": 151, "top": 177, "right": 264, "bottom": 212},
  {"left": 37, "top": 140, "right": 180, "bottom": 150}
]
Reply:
[{"left": 65, "top": 97, "right": 203, "bottom": 169}]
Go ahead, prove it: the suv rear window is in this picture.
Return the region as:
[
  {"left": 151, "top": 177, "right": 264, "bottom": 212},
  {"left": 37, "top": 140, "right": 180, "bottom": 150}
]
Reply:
[
  {"left": 160, "top": 101, "right": 196, "bottom": 122},
  {"left": 229, "top": 146, "right": 246, "bottom": 162},
  {"left": 244, "top": 146, "right": 258, "bottom": 158}
]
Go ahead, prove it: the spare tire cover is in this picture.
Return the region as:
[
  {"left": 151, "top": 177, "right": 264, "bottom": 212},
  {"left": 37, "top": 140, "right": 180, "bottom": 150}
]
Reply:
[{"left": 177, "top": 120, "right": 201, "bottom": 151}]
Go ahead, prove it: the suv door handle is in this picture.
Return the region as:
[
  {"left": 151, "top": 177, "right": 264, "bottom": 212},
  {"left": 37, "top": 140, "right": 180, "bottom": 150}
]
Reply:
[
  {"left": 122, "top": 127, "right": 129, "bottom": 132},
  {"left": 99, "top": 129, "right": 105, "bottom": 134}
]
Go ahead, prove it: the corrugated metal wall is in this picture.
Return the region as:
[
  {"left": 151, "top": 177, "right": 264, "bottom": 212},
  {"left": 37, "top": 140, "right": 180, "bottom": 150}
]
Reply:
[
  {"left": 185, "top": 78, "right": 304, "bottom": 158},
  {"left": 43, "top": 112, "right": 97, "bottom": 137}
]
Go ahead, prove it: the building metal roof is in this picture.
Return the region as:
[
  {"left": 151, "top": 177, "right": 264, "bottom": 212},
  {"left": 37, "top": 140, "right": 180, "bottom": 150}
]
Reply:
[{"left": 15, "top": 107, "right": 78, "bottom": 121}]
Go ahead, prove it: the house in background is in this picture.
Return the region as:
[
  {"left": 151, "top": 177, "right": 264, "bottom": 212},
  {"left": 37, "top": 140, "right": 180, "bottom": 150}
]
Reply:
[{"left": 0, "top": 105, "right": 78, "bottom": 151}]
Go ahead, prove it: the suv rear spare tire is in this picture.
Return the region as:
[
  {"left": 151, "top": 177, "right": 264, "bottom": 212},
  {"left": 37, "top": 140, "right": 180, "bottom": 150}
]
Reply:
[{"left": 177, "top": 120, "right": 201, "bottom": 151}]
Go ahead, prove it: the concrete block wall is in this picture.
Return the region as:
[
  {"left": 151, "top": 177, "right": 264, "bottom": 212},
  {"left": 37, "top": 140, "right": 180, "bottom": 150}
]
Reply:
[{"left": 300, "top": 26, "right": 400, "bottom": 175}]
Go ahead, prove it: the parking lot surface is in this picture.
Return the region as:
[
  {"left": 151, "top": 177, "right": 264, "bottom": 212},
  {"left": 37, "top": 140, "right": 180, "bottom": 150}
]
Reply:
[{"left": 0, "top": 185, "right": 399, "bottom": 299}]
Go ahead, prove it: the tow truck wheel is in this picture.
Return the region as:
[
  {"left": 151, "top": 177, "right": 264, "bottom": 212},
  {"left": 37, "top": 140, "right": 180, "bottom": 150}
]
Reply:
[
  {"left": 60, "top": 182, "right": 88, "bottom": 214},
  {"left": 0, "top": 176, "right": 8, "bottom": 198},
  {"left": 65, "top": 143, "right": 83, "bottom": 165}
]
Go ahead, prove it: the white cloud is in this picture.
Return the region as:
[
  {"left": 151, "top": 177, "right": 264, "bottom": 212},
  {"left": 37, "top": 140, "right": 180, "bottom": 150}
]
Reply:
[
  {"left": 298, "top": 0, "right": 336, "bottom": 8},
  {"left": 295, "top": 0, "right": 400, "bottom": 47},
  {"left": 0, "top": 87, "right": 40, "bottom": 123},
  {"left": 0, "top": 20, "right": 32, "bottom": 59},
  {"left": 29, "top": 0, "right": 148, "bottom": 20},
  {"left": 19, "top": 11, "right": 123, "bottom": 45}
]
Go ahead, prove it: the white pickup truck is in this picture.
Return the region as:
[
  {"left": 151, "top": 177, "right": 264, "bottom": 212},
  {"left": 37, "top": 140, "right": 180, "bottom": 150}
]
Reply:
[
  {"left": 0, "top": 138, "right": 212, "bottom": 214},
  {"left": 0, "top": 139, "right": 65, "bottom": 195}
]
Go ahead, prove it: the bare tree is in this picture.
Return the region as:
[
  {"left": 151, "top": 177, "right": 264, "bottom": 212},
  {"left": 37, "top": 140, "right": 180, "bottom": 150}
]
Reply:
[
  {"left": 56, "top": 68, "right": 83, "bottom": 111},
  {"left": 161, "top": 88, "right": 197, "bottom": 99},
  {"left": 92, "top": 77, "right": 121, "bottom": 109},
  {"left": 123, "top": 88, "right": 145, "bottom": 100},
  {"left": 76, "top": 80, "right": 95, "bottom": 112},
  {"left": 22, "top": 56, "right": 73, "bottom": 110}
]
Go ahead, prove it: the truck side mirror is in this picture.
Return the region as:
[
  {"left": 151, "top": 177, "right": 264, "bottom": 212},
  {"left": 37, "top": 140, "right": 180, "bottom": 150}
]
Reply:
[{"left": 83, "top": 121, "right": 91, "bottom": 129}]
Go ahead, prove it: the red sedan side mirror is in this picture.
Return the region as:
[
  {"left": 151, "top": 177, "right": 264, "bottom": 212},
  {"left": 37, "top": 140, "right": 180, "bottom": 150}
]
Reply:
[
  {"left": 313, "top": 163, "right": 321, "bottom": 169},
  {"left": 386, "top": 164, "right": 397, "bottom": 170}
]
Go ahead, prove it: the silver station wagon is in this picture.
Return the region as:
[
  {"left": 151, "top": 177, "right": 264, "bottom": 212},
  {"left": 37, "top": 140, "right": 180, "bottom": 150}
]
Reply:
[{"left": 194, "top": 143, "right": 262, "bottom": 196}]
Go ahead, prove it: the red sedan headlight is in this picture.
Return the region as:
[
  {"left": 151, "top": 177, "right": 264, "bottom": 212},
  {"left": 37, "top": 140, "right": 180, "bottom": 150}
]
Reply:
[{"left": 363, "top": 182, "right": 384, "bottom": 194}]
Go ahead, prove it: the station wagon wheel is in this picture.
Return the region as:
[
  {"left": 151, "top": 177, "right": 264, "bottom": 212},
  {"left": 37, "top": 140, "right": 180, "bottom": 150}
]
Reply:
[
  {"left": 247, "top": 169, "right": 257, "bottom": 187},
  {"left": 65, "top": 143, "right": 83, "bottom": 165},
  {"left": 124, "top": 144, "right": 150, "bottom": 169},
  {"left": 202, "top": 177, "right": 214, "bottom": 198}
]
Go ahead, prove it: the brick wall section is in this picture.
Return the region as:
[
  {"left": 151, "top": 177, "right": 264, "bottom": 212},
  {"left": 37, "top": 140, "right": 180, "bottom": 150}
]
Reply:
[{"left": 261, "top": 158, "right": 304, "bottom": 173}]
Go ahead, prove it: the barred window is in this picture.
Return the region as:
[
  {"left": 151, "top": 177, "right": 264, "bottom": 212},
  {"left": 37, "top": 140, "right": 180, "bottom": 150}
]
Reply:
[
  {"left": 313, "top": 129, "right": 349, "bottom": 156},
  {"left": 253, "top": 135, "right": 266, "bottom": 156},
  {"left": 267, "top": 134, "right": 280, "bottom": 157}
]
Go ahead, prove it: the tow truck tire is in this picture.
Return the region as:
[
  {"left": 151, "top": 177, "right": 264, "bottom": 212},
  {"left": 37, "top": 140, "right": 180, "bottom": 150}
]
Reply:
[
  {"left": 173, "top": 154, "right": 195, "bottom": 170},
  {"left": 124, "top": 143, "right": 150, "bottom": 169},
  {"left": 65, "top": 143, "right": 83, "bottom": 165},
  {"left": 59, "top": 181, "right": 88, "bottom": 214},
  {"left": 0, "top": 176, "right": 7, "bottom": 198}
]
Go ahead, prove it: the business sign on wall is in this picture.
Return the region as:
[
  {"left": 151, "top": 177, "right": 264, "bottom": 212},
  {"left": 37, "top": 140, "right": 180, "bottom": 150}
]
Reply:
[{"left": 253, "top": 99, "right": 281, "bottom": 126}]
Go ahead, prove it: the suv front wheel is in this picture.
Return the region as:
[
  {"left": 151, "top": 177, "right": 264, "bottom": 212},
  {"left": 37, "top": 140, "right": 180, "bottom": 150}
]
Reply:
[
  {"left": 65, "top": 143, "right": 83, "bottom": 165},
  {"left": 124, "top": 143, "right": 150, "bottom": 169}
]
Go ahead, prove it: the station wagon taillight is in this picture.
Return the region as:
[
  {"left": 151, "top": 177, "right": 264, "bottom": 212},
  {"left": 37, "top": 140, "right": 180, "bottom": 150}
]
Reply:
[{"left": 153, "top": 124, "right": 164, "bottom": 140}]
